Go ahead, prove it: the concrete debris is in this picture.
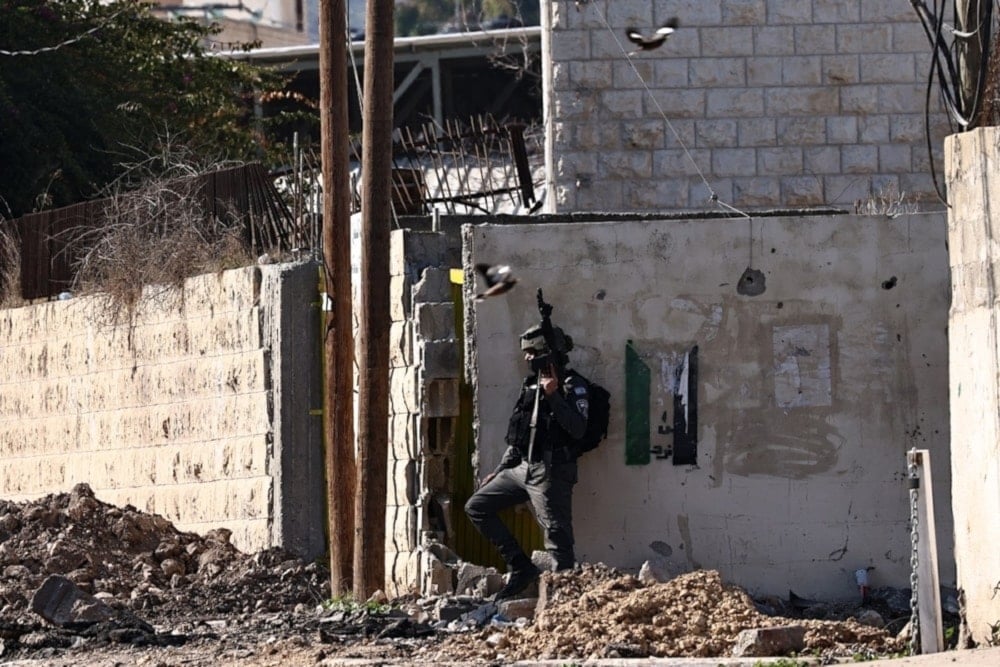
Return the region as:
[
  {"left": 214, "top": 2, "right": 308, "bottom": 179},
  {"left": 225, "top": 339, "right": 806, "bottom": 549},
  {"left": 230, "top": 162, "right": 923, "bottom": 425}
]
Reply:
[
  {"left": 31, "top": 575, "right": 115, "bottom": 627},
  {"left": 731, "top": 625, "right": 806, "bottom": 657}
]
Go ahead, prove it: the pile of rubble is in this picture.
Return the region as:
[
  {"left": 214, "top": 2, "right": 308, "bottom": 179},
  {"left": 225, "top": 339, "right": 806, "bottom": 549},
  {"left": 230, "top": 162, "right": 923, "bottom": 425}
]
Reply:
[
  {"left": 423, "top": 564, "right": 907, "bottom": 662},
  {"left": 0, "top": 484, "right": 920, "bottom": 664}
]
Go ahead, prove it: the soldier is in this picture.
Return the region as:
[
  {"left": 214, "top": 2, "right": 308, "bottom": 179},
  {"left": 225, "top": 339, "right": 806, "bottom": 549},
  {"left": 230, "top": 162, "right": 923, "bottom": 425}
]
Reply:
[{"left": 465, "top": 322, "right": 590, "bottom": 600}]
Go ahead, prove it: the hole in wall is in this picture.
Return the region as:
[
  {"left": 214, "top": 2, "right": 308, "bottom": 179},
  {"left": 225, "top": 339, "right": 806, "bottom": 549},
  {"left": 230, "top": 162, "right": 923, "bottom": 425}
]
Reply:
[{"left": 737, "top": 267, "right": 766, "bottom": 296}]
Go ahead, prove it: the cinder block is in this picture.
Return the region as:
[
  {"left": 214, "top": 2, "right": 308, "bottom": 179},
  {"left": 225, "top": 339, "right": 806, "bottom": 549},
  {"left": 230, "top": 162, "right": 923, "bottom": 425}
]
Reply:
[
  {"left": 422, "top": 378, "right": 460, "bottom": 418},
  {"left": 415, "top": 302, "right": 455, "bottom": 341},
  {"left": 412, "top": 267, "right": 454, "bottom": 304},
  {"left": 422, "top": 416, "right": 455, "bottom": 455},
  {"left": 421, "top": 340, "right": 459, "bottom": 380},
  {"left": 421, "top": 454, "right": 451, "bottom": 492}
]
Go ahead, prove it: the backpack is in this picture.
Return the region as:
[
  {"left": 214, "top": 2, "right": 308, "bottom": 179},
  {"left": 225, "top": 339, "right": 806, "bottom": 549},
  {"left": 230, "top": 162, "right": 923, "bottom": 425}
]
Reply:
[{"left": 572, "top": 373, "right": 610, "bottom": 454}]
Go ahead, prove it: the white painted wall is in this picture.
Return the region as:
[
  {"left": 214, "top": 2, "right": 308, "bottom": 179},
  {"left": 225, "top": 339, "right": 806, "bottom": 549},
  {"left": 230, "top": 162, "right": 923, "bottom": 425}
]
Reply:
[{"left": 465, "top": 212, "right": 953, "bottom": 600}]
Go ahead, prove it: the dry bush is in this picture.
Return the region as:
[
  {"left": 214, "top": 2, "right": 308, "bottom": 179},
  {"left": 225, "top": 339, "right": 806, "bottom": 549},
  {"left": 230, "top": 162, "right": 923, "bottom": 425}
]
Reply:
[
  {"left": 66, "top": 168, "right": 254, "bottom": 324},
  {"left": 0, "top": 221, "right": 22, "bottom": 308},
  {"left": 854, "top": 184, "right": 919, "bottom": 217}
]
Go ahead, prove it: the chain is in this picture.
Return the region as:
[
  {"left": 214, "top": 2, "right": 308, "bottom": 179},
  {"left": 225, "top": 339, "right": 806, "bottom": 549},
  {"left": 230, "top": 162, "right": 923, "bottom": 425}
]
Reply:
[{"left": 908, "top": 451, "right": 921, "bottom": 655}]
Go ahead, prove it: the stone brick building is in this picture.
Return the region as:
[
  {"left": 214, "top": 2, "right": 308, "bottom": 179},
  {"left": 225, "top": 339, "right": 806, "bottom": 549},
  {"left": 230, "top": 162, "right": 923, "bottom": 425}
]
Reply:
[{"left": 540, "top": 1, "right": 949, "bottom": 213}]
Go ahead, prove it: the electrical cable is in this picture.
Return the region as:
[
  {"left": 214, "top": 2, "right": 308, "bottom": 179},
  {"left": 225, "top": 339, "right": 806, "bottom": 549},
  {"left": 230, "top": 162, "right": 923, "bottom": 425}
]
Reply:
[{"left": 585, "top": 3, "right": 751, "bottom": 221}]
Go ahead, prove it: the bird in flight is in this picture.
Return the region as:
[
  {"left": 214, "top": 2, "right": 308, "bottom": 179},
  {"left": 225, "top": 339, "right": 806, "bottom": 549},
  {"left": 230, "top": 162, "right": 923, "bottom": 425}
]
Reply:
[
  {"left": 625, "top": 18, "right": 679, "bottom": 54},
  {"left": 475, "top": 263, "right": 518, "bottom": 301}
]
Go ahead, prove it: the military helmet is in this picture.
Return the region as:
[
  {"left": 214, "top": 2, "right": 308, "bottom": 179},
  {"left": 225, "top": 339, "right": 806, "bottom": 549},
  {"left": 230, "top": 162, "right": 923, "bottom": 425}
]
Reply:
[
  {"left": 519, "top": 323, "right": 573, "bottom": 359},
  {"left": 520, "top": 325, "right": 549, "bottom": 353}
]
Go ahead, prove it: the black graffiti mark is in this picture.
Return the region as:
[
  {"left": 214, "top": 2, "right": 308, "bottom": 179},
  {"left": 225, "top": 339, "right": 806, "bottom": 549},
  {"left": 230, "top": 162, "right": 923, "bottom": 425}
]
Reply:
[{"left": 650, "top": 445, "right": 672, "bottom": 460}]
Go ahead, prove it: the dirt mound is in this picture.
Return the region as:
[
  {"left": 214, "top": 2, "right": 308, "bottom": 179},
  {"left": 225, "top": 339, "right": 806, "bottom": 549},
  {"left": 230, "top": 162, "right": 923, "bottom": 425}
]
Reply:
[
  {"left": 0, "top": 486, "right": 909, "bottom": 665},
  {"left": 429, "top": 564, "right": 905, "bottom": 662},
  {"left": 0, "top": 484, "right": 328, "bottom": 625}
]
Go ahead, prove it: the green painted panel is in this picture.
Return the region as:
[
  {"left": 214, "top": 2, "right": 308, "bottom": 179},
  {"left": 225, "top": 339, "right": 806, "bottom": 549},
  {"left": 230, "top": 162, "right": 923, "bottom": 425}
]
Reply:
[{"left": 625, "top": 340, "right": 651, "bottom": 466}]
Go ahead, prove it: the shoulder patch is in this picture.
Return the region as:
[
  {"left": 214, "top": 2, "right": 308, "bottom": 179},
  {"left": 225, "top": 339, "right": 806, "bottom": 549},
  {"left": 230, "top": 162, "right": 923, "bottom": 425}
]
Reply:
[{"left": 574, "top": 386, "right": 587, "bottom": 395}]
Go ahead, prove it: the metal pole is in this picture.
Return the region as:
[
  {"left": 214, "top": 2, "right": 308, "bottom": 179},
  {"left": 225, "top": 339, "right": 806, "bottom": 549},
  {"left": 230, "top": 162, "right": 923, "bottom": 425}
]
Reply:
[
  {"left": 354, "top": 0, "right": 393, "bottom": 599},
  {"left": 319, "top": 0, "right": 355, "bottom": 596},
  {"left": 908, "top": 448, "right": 944, "bottom": 654}
]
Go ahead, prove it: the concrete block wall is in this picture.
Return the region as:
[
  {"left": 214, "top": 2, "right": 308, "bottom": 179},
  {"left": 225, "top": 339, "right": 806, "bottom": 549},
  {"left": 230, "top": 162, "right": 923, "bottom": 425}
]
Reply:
[
  {"left": 0, "top": 263, "right": 324, "bottom": 558},
  {"left": 944, "top": 127, "right": 1000, "bottom": 645},
  {"left": 541, "top": 0, "right": 948, "bottom": 213},
  {"left": 385, "top": 229, "right": 463, "bottom": 596}
]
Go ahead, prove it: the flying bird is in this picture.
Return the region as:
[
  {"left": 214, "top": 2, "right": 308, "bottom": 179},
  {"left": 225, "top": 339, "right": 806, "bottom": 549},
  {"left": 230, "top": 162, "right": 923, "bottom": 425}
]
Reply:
[
  {"left": 475, "top": 263, "right": 518, "bottom": 301},
  {"left": 625, "top": 18, "right": 679, "bottom": 54}
]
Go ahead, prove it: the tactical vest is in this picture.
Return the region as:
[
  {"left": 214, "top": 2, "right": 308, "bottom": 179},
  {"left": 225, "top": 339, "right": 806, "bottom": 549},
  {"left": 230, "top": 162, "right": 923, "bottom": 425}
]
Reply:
[{"left": 505, "top": 375, "right": 575, "bottom": 453}]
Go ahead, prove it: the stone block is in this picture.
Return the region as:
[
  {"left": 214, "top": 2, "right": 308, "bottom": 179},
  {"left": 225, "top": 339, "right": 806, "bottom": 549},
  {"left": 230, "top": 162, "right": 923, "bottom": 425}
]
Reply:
[
  {"left": 746, "top": 56, "right": 782, "bottom": 87},
  {"left": 420, "top": 549, "right": 455, "bottom": 596},
  {"left": 707, "top": 88, "right": 762, "bottom": 117},
  {"left": 738, "top": 118, "right": 777, "bottom": 147},
  {"left": 690, "top": 58, "right": 745, "bottom": 87},
  {"left": 390, "top": 413, "right": 419, "bottom": 460},
  {"left": 733, "top": 177, "right": 781, "bottom": 207},
  {"left": 389, "top": 366, "right": 418, "bottom": 415},
  {"left": 823, "top": 55, "right": 860, "bottom": 85},
  {"left": 389, "top": 320, "right": 413, "bottom": 368},
  {"left": 861, "top": 53, "right": 916, "bottom": 84},
  {"left": 389, "top": 274, "right": 412, "bottom": 321},
  {"left": 767, "top": 0, "right": 812, "bottom": 24},
  {"left": 701, "top": 27, "right": 754, "bottom": 56},
  {"left": 781, "top": 176, "right": 824, "bottom": 207},
  {"left": 782, "top": 55, "right": 822, "bottom": 85},
  {"left": 386, "top": 503, "right": 418, "bottom": 552},
  {"left": 758, "top": 147, "right": 803, "bottom": 176},
  {"left": 696, "top": 119, "right": 738, "bottom": 148},
  {"left": 498, "top": 597, "right": 538, "bottom": 620},
  {"left": 766, "top": 86, "right": 838, "bottom": 115},
  {"left": 385, "top": 550, "right": 420, "bottom": 598},
  {"left": 422, "top": 416, "right": 455, "bottom": 455},
  {"left": 712, "top": 148, "right": 756, "bottom": 177},
  {"left": 456, "top": 562, "right": 502, "bottom": 597},
  {"left": 415, "top": 302, "right": 455, "bottom": 341},
  {"left": 422, "top": 379, "right": 460, "bottom": 418},
  {"left": 731, "top": 625, "right": 806, "bottom": 657},
  {"left": 387, "top": 460, "right": 417, "bottom": 507}
]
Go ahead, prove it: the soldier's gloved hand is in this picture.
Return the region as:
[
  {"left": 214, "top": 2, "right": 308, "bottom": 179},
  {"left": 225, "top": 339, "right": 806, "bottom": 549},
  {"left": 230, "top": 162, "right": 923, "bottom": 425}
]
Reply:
[
  {"left": 479, "top": 471, "right": 498, "bottom": 488},
  {"left": 540, "top": 363, "right": 559, "bottom": 395}
]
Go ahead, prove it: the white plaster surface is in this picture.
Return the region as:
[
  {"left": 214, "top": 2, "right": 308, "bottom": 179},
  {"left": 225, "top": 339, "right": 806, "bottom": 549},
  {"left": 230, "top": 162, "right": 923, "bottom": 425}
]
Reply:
[{"left": 466, "top": 212, "right": 953, "bottom": 600}]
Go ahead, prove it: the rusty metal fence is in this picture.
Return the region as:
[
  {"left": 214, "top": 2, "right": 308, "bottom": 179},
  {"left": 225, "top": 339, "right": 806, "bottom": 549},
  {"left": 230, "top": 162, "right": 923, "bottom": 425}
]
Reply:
[{"left": 3, "top": 163, "right": 295, "bottom": 301}]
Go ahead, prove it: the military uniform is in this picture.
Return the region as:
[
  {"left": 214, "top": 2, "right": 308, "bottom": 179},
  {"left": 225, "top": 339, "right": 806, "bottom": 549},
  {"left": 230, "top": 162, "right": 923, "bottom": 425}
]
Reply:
[{"left": 465, "top": 360, "right": 590, "bottom": 593}]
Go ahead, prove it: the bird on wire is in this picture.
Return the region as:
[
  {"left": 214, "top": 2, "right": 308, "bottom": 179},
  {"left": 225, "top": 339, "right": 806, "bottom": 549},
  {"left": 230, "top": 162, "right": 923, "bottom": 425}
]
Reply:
[
  {"left": 625, "top": 18, "right": 679, "bottom": 55},
  {"left": 474, "top": 263, "right": 518, "bottom": 301}
]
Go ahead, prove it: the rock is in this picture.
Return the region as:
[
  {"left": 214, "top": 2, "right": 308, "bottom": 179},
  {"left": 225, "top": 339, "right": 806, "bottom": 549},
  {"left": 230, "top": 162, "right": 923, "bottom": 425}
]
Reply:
[
  {"left": 30, "top": 575, "right": 115, "bottom": 627},
  {"left": 455, "top": 562, "right": 502, "bottom": 597},
  {"left": 731, "top": 625, "right": 806, "bottom": 657},
  {"left": 160, "top": 558, "right": 185, "bottom": 578},
  {"left": 638, "top": 556, "right": 680, "bottom": 584},
  {"left": 531, "top": 550, "right": 558, "bottom": 572},
  {"left": 497, "top": 597, "right": 537, "bottom": 620},
  {"left": 856, "top": 609, "right": 886, "bottom": 628}
]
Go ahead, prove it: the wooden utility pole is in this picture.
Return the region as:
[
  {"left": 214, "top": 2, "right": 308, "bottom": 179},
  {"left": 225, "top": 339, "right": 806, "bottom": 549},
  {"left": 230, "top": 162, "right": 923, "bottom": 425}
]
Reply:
[
  {"left": 354, "top": 0, "right": 393, "bottom": 598},
  {"left": 318, "top": 0, "right": 355, "bottom": 596}
]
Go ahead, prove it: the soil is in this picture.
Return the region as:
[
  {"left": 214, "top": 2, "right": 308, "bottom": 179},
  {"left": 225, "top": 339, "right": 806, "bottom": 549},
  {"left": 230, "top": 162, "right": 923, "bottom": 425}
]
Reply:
[{"left": 0, "top": 484, "right": 919, "bottom": 665}]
